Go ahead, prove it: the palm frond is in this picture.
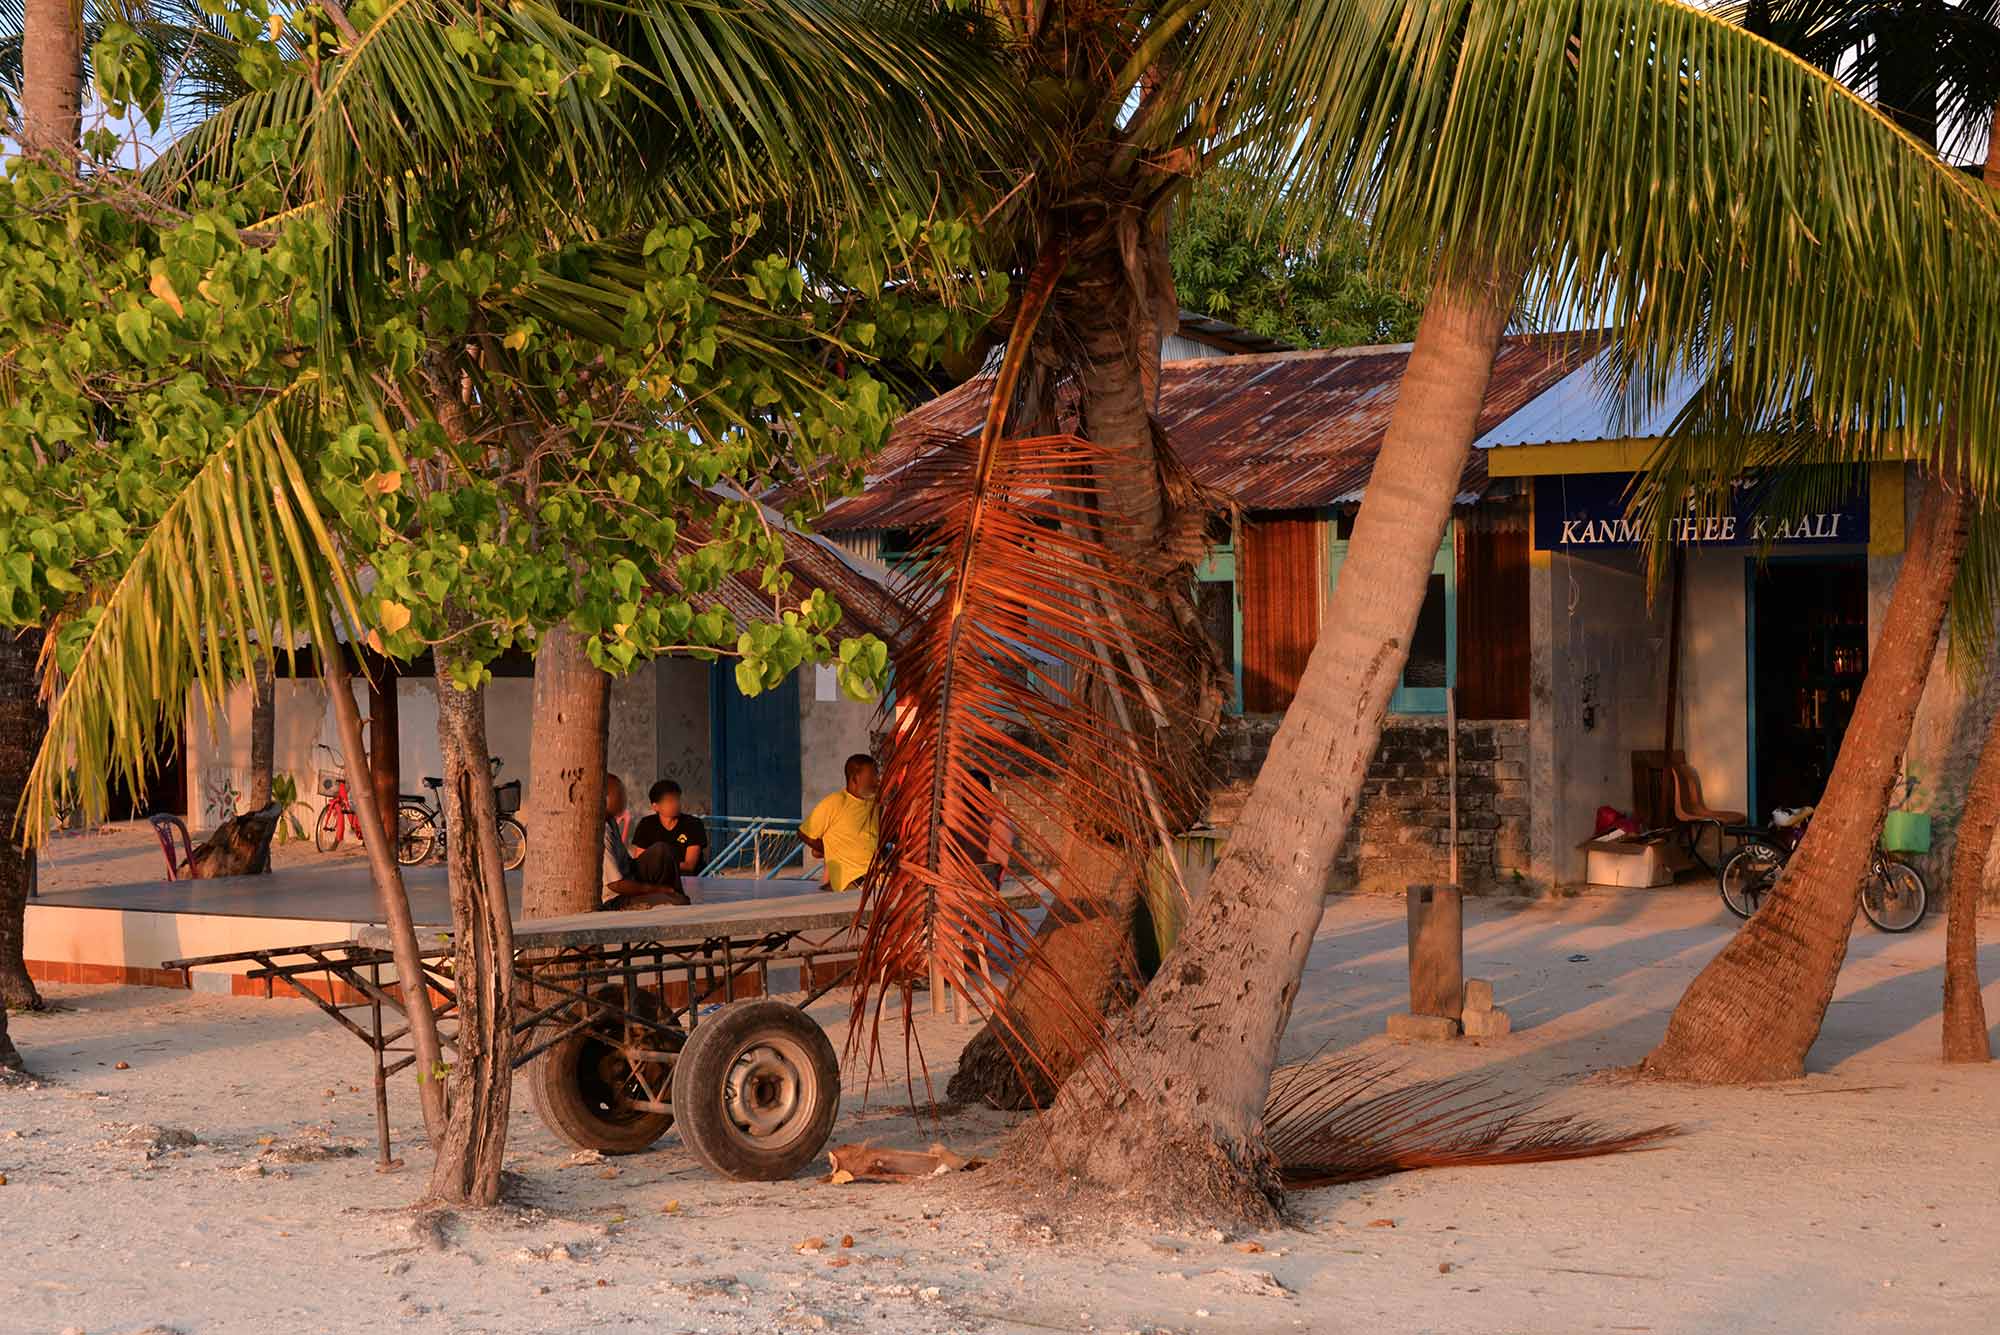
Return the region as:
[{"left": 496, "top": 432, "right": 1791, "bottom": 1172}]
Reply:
[
  {"left": 22, "top": 375, "right": 363, "bottom": 844},
  {"left": 1266, "top": 1053, "right": 1680, "bottom": 1189},
  {"left": 1190, "top": 0, "right": 2000, "bottom": 501}
]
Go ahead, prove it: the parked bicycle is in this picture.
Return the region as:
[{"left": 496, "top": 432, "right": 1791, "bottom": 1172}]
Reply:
[
  {"left": 313, "top": 744, "right": 367, "bottom": 853},
  {"left": 1719, "top": 815, "right": 1928, "bottom": 932},
  {"left": 396, "top": 756, "right": 528, "bottom": 872}
]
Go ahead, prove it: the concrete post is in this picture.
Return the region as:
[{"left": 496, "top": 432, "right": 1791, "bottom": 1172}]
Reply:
[{"left": 1406, "top": 883, "right": 1464, "bottom": 1019}]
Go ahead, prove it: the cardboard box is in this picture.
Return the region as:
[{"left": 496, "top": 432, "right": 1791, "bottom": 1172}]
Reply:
[{"left": 1577, "top": 835, "right": 1674, "bottom": 888}]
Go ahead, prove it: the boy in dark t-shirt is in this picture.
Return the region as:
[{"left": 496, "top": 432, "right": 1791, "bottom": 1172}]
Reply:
[{"left": 629, "top": 779, "right": 708, "bottom": 880}]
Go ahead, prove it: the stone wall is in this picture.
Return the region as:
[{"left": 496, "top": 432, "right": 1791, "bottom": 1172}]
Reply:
[{"left": 1208, "top": 715, "right": 1534, "bottom": 895}]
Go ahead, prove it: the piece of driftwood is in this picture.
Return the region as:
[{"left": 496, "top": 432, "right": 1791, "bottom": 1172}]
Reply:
[
  {"left": 187, "top": 804, "right": 284, "bottom": 878},
  {"left": 825, "top": 1143, "right": 986, "bottom": 1184}
]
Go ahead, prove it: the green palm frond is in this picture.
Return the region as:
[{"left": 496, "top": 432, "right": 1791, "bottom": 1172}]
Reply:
[
  {"left": 1190, "top": 0, "right": 2000, "bottom": 495},
  {"left": 22, "top": 374, "right": 364, "bottom": 844}
]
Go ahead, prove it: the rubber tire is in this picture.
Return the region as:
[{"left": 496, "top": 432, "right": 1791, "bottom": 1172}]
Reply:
[
  {"left": 671, "top": 999, "right": 840, "bottom": 1182},
  {"left": 1719, "top": 843, "right": 1783, "bottom": 920},
  {"left": 1862, "top": 858, "right": 1928, "bottom": 933},
  {"left": 314, "top": 803, "right": 343, "bottom": 853},
  {"left": 395, "top": 804, "right": 437, "bottom": 867},
  {"left": 498, "top": 816, "right": 528, "bottom": 871},
  {"left": 527, "top": 990, "right": 677, "bottom": 1155}
]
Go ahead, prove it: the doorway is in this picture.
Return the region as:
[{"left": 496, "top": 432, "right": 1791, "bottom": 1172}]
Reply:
[
  {"left": 1748, "top": 557, "right": 1868, "bottom": 820},
  {"left": 708, "top": 665, "right": 802, "bottom": 819}
]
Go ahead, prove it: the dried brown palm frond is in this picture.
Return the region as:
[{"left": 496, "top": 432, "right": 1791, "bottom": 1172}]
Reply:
[{"left": 1266, "top": 1053, "right": 1680, "bottom": 1190}]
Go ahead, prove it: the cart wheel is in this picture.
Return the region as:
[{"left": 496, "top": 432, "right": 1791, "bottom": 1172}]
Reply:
[
  {"left": 527, "top": 988, "right": 678, "bottom": 1155},
  {"left": 671, "top": 999, "right": 840, "bottom": 1182}
]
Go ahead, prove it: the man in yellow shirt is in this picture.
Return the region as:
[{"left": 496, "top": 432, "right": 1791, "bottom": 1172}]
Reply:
[{"left": 800, "top": 754, "right": 880, "bottom": 891}]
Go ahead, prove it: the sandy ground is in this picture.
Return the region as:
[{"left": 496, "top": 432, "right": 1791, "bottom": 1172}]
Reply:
[
  {"left": 6, "top": 886, "right": 2000, "bottom": 1335},
  {"left": 35, "top": 820, "right": 372, "bottom": 894}
]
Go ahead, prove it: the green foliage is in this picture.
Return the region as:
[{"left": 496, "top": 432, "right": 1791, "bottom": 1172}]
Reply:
[{"left": 1170, "top": 173, "right": 1421, "bottom": 349}]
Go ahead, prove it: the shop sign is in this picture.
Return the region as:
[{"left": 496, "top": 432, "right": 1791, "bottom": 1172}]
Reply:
[{"left": 1532, "top": 471, "right": 1868, "bottom": 551}]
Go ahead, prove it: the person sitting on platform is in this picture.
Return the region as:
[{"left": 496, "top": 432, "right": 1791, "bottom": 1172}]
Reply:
[
  {"left": 602, "top": 773, "right": 689, "bottom": 908},
  {"left": 800, "top": 753, "right": 880, "bottom": 892},
  {"left": 629, "top": 779, "right": 708, "bottom": 879}
]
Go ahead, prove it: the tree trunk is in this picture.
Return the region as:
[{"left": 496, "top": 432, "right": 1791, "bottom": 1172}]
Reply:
[
  {"left": 949, "top": 226, "right": 1217, "bottom": 1108},
  {"left": 367, "top": 661, "right": 401, "bottom": 836},
  {"left": 0, "top": 1002, "right": 20, "bottom": 1072},
  {"left": 18, "top": 0, "right": 81, "bottom": 155},
  {"left": 0, "top": 627, "right": 47, "bottom": 1011},
  {"left": 523, "top": 623, "right": 610, "bottom": 919},
  {"left": 424, "top": 672, "right": 517, "bottom": 1206},
  {"left": 1642, "top": 475, "right": 1971, "bottom": 1083},
  {"left": 323, "top": 648, "right": 447, "bottom": 1143},
  {"left": 247, "top": 659, "right": 275, "bottom": 810},
  {"left": 1011, "top": 266, "right": 1522, "bottom": 1224},
  {"left": 1942, "top": 697, "right": 1998, "bottom": 1063}
]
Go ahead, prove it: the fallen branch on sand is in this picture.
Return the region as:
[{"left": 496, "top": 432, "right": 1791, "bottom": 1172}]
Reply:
[{"left": 826, "top": 1143, "right": 987, "bottom": 1183}]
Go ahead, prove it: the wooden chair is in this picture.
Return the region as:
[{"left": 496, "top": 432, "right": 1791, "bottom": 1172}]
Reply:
[
  {"left": 150, "top": 813, "right": 195, "bottom": 881},
  {"left": 1670, "top": 763, "right": 1745, "bottom": 873}
]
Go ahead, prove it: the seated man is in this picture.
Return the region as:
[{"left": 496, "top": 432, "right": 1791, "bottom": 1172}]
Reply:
[
  {"left": 800, "top": 753, "right": 880, "bottom": 892},
  {"left": 629, "top": 780, "right": 708, "bottom": 879},
  {"left": 602, "top": 773, "right": 688, "bottom": 908}
]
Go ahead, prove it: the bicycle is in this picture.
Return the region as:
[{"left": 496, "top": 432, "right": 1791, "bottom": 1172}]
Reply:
[
  {"left": 396, "top": 756, "right": 528, "bottom": 872},
  {"left": 313, "top": 744, "right": 367, "bottom": 853},
  {"left": 1719, "top": 818, "right": 1928, "bottom": 932}
]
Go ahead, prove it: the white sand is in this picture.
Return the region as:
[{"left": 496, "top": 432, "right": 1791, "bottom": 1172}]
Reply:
[{"left": 6, "top": 886, "right": 2000, "bottom": 1335}]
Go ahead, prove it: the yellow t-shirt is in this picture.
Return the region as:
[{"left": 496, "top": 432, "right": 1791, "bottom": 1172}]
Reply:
[{"left": 801, "top": 789, "right": 879, "bottom": 891}]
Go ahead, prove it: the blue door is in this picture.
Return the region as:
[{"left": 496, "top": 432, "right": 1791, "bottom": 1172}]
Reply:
[{"left": 710, "top": 666, "right": 803, "bottom": 818}]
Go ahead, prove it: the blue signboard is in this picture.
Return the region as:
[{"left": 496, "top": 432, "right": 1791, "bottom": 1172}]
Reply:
[{"left": 1532, "top": 472, "right": 1868, "bottom": 551}]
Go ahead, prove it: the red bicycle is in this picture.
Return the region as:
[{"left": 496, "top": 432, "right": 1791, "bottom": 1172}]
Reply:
[{"left": 314, "top": 744, "right": 366, "bottom": 852}]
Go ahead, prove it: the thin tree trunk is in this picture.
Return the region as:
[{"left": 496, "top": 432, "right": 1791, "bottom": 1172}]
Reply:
[
  {"left": 523, "top": 624, "right": 610, "bottom": 918},
  {"left": 0, "top": 1003, "right": 20, "bottom": 1072},
  {"left": 1014, "top": 265, "right": 1522, "bottom": 1223},
  {"left": 1642, "top": 475, "right": 1971, "bottom": 1083},
  {"left": 18, "top": 0, "right": 81, "bottom": 155},
  {"left": 367, "top": 660, "right": 401, "bottom": 835},
  {"left": 424, "top": 671, "right": 516, "bottom": 1206},
  {"left": 1939, "top": 104, "right": 2000, "bottom": 1067},
  {"left": 0, "top": 627, "right": 47, "bottom": 1011},
  {"left": 323, "top": 647, "right": 447, "bottom": 1143},
  {"left": 247, "top": 659, "right": 275, "bottom": 810},
  {"left": 949, "top": 228, "right": 1217, "bottom": 1108},
  {"left": 1942, "top": 698, "right": 1998, "bottom": 1063}
]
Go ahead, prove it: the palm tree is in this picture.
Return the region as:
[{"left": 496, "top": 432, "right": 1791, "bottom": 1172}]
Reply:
[
  {"left": 1637, "top": 0, "right": 2000, "bottom": 1082},
  {"left": 858, "top": 0, "right": 2000, "bottom": 1222}
]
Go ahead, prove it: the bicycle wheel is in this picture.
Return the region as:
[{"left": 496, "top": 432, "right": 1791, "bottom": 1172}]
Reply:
[
  {"left": 314, "top": 802, "right": 344, "bottom": 853},
  {"left": 498, "top": 816, "right": 528, "bottom": 872},
  {"left": 1720, "top": 843, "right": 1783, "bottom": 920},
  {"left": 396, "top": 803, "right": 438, "bottom": 867},
  {"left": 1862, "top": 857, "right": 1928, "bottom": 933}
]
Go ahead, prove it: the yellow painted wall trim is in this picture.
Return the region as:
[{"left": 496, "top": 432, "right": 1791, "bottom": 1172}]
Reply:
[
  {"left": 1485, "top": 440, "right": 1658, "bottom": 477},
  {"left": 1869, "top": 461, "right": 1906, "bottom": 556}
]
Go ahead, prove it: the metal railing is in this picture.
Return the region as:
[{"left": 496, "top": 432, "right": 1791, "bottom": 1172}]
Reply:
[{"left": 700, "top": 815, "right": 809, "bottom": 878}]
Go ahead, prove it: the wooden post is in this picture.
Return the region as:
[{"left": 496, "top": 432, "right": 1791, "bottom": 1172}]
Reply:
[
  {"left": 366, "top": 658, "right": 400, "bottom": 837},
  {"left": 1406, "top": 884, "right": 1464, "bottom": 1019},
  {"left": 1446, "top": 686, "right": 1459, "bottom": 887}
]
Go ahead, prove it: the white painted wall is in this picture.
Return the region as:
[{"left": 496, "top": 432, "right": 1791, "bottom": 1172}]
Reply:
[{"left": 1677, "top": 548, "right": 1750, "bottom": 818}]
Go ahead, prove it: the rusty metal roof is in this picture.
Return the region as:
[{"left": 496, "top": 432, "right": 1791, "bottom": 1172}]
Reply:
[
  {"left": 817, "top": 331, "right": 1598, "bottom": 532},
  {"left": 666, "top": 509, "right": 914, "bottom": 647}
]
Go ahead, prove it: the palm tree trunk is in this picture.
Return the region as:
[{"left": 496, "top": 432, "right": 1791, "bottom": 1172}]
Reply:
[
  {"left": 0, "top": 627, "right": 47, "bottom": 1011},
  {"left": 0, "top": 1003, "right": 19, "bottom": 1072},
  {"left": 247, "top": 659, "right": 275, "bottom": 810},
  {"left": 323, "top": 646, "right": 447, "bottom": 1143},
  {"left": 424, "top": 671, "right": 516, "bottom": 1205},
  {"left": 18, "top": 0, "right": 81, "bottom": 155},
  {"left": 1643, "top": 474, "right": 1971, "bottom": 1082},
  {"left": 1013, "top": 264, "right": 1521, "bottom": 1223},
  {"left": 523, "top": 624, "right": 610, "bottom": 919},
  {"left": 366, "top": 659, "right": 401, "bottom": 835},
  {"left": 949, "top": 228, "right": 1216, "bottom": 1108},
  {"left": 1940, "top": 101, "right": 2000, "bottom": 1067}
]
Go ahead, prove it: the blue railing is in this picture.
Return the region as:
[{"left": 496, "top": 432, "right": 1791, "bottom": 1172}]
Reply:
[{"left": 701, "top": 815, "right": 809, "bottom": 877}]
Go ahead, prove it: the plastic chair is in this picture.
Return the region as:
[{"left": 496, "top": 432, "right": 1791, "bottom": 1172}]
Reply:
[
  {"left": 150, "top": 814, "right": 195, "bottom": 881},
  {"left": 1671, "top": 763, "right": 1746, "bottom": 873}
]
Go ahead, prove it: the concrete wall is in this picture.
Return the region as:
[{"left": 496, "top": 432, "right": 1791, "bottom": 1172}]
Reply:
[
  {"left": 798, "top": 665, "right": 881, "bottom": 815},
  {"left": 653, "top": 658, "right": 715, "bottom": 811},
  {"left": 1677, "top": 548, "right": 1751, "bottom": 817},
  {"left": 1528, "top": 547, "right": 1671, "bottom": 887}
]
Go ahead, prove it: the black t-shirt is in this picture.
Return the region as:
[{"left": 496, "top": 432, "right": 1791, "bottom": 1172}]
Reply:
[{"left": 631, "top": 812, "right": 707, "bottom": 868}]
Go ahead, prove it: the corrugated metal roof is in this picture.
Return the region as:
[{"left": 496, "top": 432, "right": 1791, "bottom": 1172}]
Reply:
[
  {"left": 1473, "top": 351, "right": 1704, "bottom": 447},
  {"left": 665, "top": 509, "right": 914, "bottom": 647},
  {"left": 818, "top": 331, "right": 1597, "bottom": 532}
]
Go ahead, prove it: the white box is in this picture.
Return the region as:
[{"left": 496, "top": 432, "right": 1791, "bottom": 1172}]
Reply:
[{"left": 1577, "top": 836, "right": 1673, "bottom": 888}]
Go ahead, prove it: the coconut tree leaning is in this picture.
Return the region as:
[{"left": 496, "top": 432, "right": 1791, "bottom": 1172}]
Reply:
[{"left": 851, "top": 0, "right": 2000, "bottom": 1222}]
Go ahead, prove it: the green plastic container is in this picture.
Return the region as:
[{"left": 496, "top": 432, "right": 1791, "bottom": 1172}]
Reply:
[{"left": 1882, "top": 810, "right": 1932, "bottom": 854}]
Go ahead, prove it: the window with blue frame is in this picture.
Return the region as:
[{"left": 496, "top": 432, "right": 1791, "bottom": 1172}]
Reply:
[
  {"left": 1196, "top": 516, "right": 1244, "bottom": 713},
  {"left": 1327, "top": 512, "right": 1456, "bottom": 714}
]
